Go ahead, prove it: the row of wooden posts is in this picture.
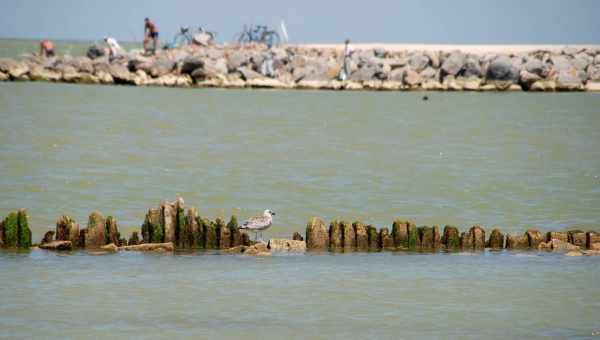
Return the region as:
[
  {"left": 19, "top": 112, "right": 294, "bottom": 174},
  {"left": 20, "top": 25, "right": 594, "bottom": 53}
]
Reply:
[{"left": 2, "top": 204, "right": 599, "bottom": 251}]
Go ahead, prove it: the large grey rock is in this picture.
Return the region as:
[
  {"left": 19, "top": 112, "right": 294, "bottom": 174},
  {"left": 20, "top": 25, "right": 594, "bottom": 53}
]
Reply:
[
  {"left": 403, "top": 69, "right": 422, "bottom": 86},
  {"left": 149, "top": 59, "right": 176, "bottom": 77},
  {"left": 487, "top": 56, "right": 519, "bottom": 82},
  {"left": 86, "top": 44, "right": 106, "bottom": 59},
  {"left": 191, "top": 58, "right": 228, "bottom": 80},
  {"left": 462, "top": 57, "right": 483, "bottom": 77},
  {"left": 389, "top": 67, "right": 406, "bottom": 82},
  {"left": 441, "top": 51, "right": 466, "bottom": 76},
  {"left": 350, "top": 65, "right": 379, "bottom": 82},
  {"left": 587, "top": 64, "right": 600, "bottom": 81},
  {"left": 419, "top": 67, "right": 439, "bottom": 81},
  {"left": 408, "top": 53, "right": 430, "bottom": 73},
  {"left": 556, "top": 71, "right": 583, "bottom": 91},
  {"left": 550, "top": 55, "right": 574, "bottom": 73},
  {"left": 107, "top": 64, "right": 132, "bottom": 83},
  {"left": 69, "top": 57, "right": 94, "bottom": 74},
  {"left": 181, "top": 55, "right": 205, "bottom": 74},
  {"left": 573, "top": 53, "right": 593, "bottom": 72},
  {"left": 523, "top": 58, "right": 549, "bottom": 77},
  {"left": 237, "top": 66, "right": 262, "bottom": 81}
]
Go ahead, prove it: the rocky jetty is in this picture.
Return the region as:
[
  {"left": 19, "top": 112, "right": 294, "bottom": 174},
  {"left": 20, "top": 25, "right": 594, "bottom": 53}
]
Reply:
[
  {"left": 1, "top": 44, "right": 600, "bottom": 91},
  {"left": 2, "top": 201, "right": 599, "bottom": 257}
]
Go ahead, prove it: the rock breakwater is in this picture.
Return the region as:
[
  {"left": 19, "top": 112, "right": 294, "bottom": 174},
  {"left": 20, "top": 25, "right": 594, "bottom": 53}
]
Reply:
[{"left": 1, "top": 44, "right": 600, "bottom": 91}]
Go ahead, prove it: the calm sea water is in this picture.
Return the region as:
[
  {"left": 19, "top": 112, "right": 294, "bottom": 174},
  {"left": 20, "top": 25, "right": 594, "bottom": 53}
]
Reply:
[{"left": 1, "top": 80, "right": 600, "bottom": 338}]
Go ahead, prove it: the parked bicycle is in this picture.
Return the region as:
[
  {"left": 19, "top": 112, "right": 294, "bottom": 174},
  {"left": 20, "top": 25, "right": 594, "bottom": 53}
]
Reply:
[
  {"left": 164, "top": 26, "right": 217, "bottom": 49},
  {"left": 233, "top": 24, "right": 280, "bottom": 47}
]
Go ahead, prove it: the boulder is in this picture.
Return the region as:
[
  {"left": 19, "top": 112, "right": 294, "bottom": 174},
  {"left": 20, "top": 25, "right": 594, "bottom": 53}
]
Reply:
[
  {"left": 487, "top": 56, "right": 518, "bottom": 82},
  {"left": 556, "top": 71, "right": 584, "bottom": 91},
  {"left": 565, "top": 250, "right": 583, "bottom": 257},
  {"left": 39, "top": 240, "right": 72, "bottom": 251},
  {"left": 354, "top": 221, "right": 369, "bottom": 250},
  {"left": 181, "top": 55, "right": 205, "bottom": 74},
  {"left": 487, "top": 228, "right": 505, "bottom": 249},
  {"left": 120, "top": 242, "right": 174, "bottom": 252},
  {"left": 149, "top": 59, "right": 176, "bottom": 77},
  {"left": 587, "top": 232, "right": 600, "bottom": 249},
  {"left": 349, "top": 65, "right": 379, "bottom": 82},
  {"left": 86, "top": 44, "right": 106, "bottom": 59},
  {"left": 404, "top": 69, "right": 422, "bottom": 87},
  {"left": 340, "top": 221, "right": 355, "bottom": 249},
  {"left": 538, "top": 239, "right": 579, "bottom": 252},
  {"left": 506, "top": 234, "right": 529, "bottom": 249},
  {"left": 0, "top": 71, "right": 8, "bottom": 81},
  {"left": 523, "top": 58, "right": 549, "bottom": 77},
  {"left": 107, "top": 64, "right": 132, "bottom": 83},
  {"left": 191, "top": 58, "right": 228, "bottom": 80},
  {"left": 367, "top": 225, "right": 379, "bottom": 250},
  {"left": 101, "top": 243, "right": 119, "bottom": 252},
  {"left": 546, "top": 231, "right": 568, "bottom": 243},
  {"left": 389, "top": 67, "right": 406, "bottom": 82},
  {"left": 519, "top": 70, "right": 542, "bottom": 88},
  {"left": 29, "top": 65, "right": 61, "bottom": 81},
  {"left": 329, "top": 220, "right": 343, "bottom": 249},
  {"left": 419, "top": 67, "right": 439, "bottom": 81},
  {"left": 41, "top": 230, "right": 55, "bottom": 244},
  {"left": 379, "top": 227, "right": 394, "bottom": 249},
  {"left": 306, "top": 217, "right": 328, "bottom": 250},
  {"left": 267, "top": 239, "right": 306, "bottom": 252},
  {"left": 408, "top": 53, "right": 430, "bottom": 73},
  {"left": 587, "top": 65, "right": 600, "bottom": 81},
  {"left": 568, "top": 230, "right": 587, "bottom": 248},
  {"left": 441, "top": 51, "right": 466, "bottom": 76},
  {"left": 573, "top": 53, "right": 593, "bottom": 72},
  {"left": 462, "top": 57, "right": 483, "bottom": 78},
  {"left": 526, "top": 229, "right": 544, "bottom": 248},
  {"left": 425, "top": 50, "right": 440, "bottom": 68},
  {"left": 292, "top": 232, "right": 304, "bottom": 241},
  {"left": 84, "top": 211, "right": 106, "bottom": 248},
  {"left": 530, "top": 80, "right": 556, "bottom": 92},
  {"left": 242, "top": 243, "right": 271, "bottom": 256},
  {"left": 128, "top": 231, "right": 140, "bottom": 246},
  {"left": 237, "top": 66, "right": 263, "bottom": 81},
  {"left": 105, "top": 216, "right": 119, "bottom": 246}
]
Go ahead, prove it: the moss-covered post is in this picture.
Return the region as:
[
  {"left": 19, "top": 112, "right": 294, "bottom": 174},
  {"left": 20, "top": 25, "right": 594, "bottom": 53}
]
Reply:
[
  {"left": 105, "top": 216, "right": 119, "bottom": 245},
  {"left": 442, "top": 225, "right": 460, "bottom": 250},
  {"left": 526, "top": 229, "right": 544, "bottom": 248},
  {"left": 366, "top": 225, "right": 379, "bottom": 250},
  {"left": 547, "top": 231, "right": 568, "bottom": 243},
  {"left": 432, "top": 225, "right": 441, "bottom": 248},
  {"left": 228, "top": 215, "right": 241, "bottom": 247},
  {"left": 392, "top": 220, "right": 408, "bottom": 249},
  {"left": 487, "top": 228, "right": 505, "bottom": 249},
  {"left": 505, "top": 234, "right": 529, "bottom": 249},
  {"left": 379, "top": 227, "right": 394, "bottom": 249},
  {"left": 185, "top": 207, "right": 200, "bottom": 248},
  {"left": 128, "top": 231, "right": 140, "bottom": 245},
  {"left": 0, "top": 219, "right": 4, "bottom": 247},
  {"left": 407, "top": 222, "right": 417, "bottom": 250},
  {"left": 84, "top": 211, "right": 106, "bottom": 248},
  {"left": 175, "top": 202, "right": 187, "bottom": 248},
  {"left": 17, "top": 208, "right": 31, "bottom": 248},
  {"left": 471, "top": 225, "right": 486, "bottom": 249},
  {"left": 306, "top": 217, "right": 328, "bottom": 250},
  {"left": 341, "top": 221, "right": 355, "bottom": 250},
  {"left": 162, "top": 203, "right": 176, "bottom": 244},
  {"left": 216, "top": 218, "right": 230, "bottom": 249},
  {"left": 417, "top": 226, "right": 434, "bottom": 249},
  {"left": 568, "top": 230, "right": 586, "bottom": 248},
  {"left": 56, "top": 215, "right": 80, "bottom": 247},
  {"left": 353, "top": 221, "right": 368, "bottom": 250},
  {"left": 194, "top": 216, "right": 206, "bottom": 249},
  {"left": 3, "top": 212, "right": 19, "bottom": 247},
  {"left": 329, "top": 220, "right": 343, "bottom": 250},
  {"left": 203, "top": 218, "right": 218, "bottom": 249}
]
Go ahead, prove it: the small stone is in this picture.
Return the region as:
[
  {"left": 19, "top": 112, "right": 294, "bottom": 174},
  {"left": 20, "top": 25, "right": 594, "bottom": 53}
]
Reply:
[
  {"left": 39, "top": 240, "right": 72, "bottom": 251},
  {"left": 267, "top": 239, "right": 306, "bottom": 252},
  {"left": 101, "top": 243, "right": 119, "bottom": 252},
  {"left": 292, "top": 232, "right": 304, "bottom": 241},
  {"left": 565, "top": 250, "right": 583, "bottom": 257}
]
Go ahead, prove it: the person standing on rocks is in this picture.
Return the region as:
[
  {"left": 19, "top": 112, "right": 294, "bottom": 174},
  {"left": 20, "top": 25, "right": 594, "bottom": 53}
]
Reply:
[
  {"left": 260, "top": 50, "right": 275, "bottom": 78},
  {"left": 104, "top": 36, "right": 123, "bottom": 59},
  {"left": 39, "top": 39, "right": 55, "bottom": 57},
  {"left": 143, "top": 17, "right": 159, "bottom": 53},
  {"left": 339, "top": 39, "right": 353, "bottom": 81}
]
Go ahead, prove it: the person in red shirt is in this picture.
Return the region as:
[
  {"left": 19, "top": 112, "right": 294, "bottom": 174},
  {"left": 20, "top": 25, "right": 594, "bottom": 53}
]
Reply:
[
  {"left": 39, "top": 40, "right": 55, "bottom": 57},
  {"left": 143, "top": 17, "right": 159, "bottom": 53}
]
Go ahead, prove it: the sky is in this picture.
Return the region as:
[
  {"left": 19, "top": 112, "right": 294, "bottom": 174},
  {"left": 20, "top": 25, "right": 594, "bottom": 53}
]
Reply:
[{"left": 1, "top": 0, "right": 599, "bottom": 44}]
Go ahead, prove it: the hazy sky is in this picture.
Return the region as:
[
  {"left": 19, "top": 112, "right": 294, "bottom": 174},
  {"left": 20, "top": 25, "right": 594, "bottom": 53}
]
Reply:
[{"left": 1, "top": 0, "right": 599, "bottom": 44}]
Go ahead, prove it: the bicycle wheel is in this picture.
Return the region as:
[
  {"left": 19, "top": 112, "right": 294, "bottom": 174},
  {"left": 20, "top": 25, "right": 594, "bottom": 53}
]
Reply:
[
  {"left": 173, "top": 33, "right": 188, "bottom": 48},
  {"left": 234, "top": 32, "right": 249, "bottom": 44},
  {"left": 264, "top": 32, "right": 280, "bottom": 47},
  {"left": 207, "top": 32, "right": 216, "bottom": 43}
]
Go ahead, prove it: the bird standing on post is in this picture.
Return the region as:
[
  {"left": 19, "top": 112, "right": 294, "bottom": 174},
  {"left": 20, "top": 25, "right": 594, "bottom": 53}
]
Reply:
[{"left": 239, "top": 209, "right": 276, "bottom": 241}]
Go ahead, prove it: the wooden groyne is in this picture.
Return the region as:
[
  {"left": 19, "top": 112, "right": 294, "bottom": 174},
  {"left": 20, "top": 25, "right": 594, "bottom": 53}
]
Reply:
[
  {"left": 2, "top": 199, "right": 599, "bottom": 256},
  {"left": 1, "top": 43, "right": 600, "bottom": 92}
]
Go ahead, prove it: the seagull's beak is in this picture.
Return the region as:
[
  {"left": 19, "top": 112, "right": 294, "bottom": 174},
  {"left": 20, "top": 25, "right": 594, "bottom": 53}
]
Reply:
[{"left": 271, "top": 212, "right": 276, "bottom": 216}]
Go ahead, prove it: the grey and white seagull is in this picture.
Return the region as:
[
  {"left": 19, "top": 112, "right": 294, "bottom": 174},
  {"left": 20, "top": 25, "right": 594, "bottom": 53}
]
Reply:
[{"left": 239, "top": 209, "right": 275, "bottom": 241}]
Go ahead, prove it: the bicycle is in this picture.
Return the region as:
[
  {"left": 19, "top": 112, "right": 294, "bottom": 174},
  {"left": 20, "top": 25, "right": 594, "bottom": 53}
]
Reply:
[
  {"left": 164, "top": 26, "right": 217, "bottom": 49},
  {"left": 233, "top": 24, "right": 280, "bottom": 47}
]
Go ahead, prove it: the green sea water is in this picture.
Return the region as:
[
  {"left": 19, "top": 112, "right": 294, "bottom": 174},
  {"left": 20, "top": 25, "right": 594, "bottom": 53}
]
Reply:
[{"left": 1, "top": 77, "right": 599, "bottom": 338}]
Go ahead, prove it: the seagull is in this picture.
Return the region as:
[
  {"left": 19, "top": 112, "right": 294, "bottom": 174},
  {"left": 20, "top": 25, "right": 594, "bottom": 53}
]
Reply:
[{"left": 239, "top": 209, "right": 275, "bottom": 241}]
